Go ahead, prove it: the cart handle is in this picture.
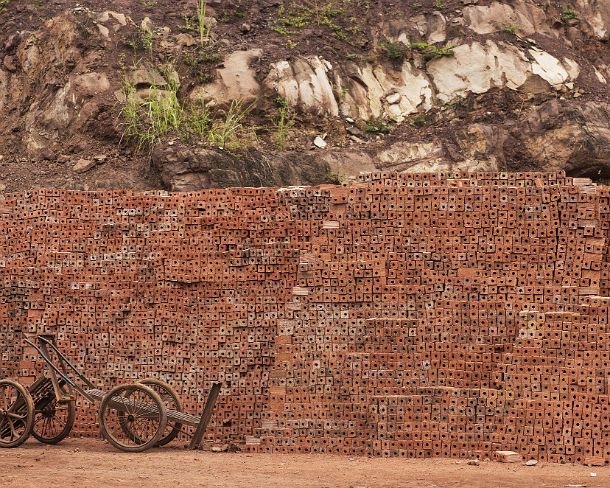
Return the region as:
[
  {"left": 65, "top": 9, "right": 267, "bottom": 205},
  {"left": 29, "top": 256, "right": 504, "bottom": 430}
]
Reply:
[
  {"left": 24, "top": 336, "right": 97, "bottom": 403},
  {"left": 24, "top": 337, "right": 78, "bottom": 390}
]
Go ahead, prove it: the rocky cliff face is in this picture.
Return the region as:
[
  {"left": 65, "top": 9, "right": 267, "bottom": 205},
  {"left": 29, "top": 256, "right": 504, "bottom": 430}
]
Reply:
[{"left": 0, "top": 0, "right": 609, "bottom": 191}]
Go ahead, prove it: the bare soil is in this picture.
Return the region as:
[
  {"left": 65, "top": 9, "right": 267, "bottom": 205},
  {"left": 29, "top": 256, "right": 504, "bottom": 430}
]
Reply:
[{"left": 1, "top": 439, "right": 608, "bottom": 488}]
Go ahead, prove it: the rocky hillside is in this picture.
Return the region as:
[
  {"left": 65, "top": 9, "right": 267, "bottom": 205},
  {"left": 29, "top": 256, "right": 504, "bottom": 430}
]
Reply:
[{"left": 0, "top": 0, "right": 609, "bottom": 191}]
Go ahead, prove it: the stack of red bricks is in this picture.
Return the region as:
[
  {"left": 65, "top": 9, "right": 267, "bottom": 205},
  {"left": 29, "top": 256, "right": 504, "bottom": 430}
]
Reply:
[{"left": 0, "top": 171, "right": 609, "bottom": 464}]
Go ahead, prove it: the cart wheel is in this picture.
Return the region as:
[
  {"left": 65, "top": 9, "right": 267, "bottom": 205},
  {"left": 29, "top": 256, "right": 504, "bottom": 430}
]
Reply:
[
  {"left": 99, "top": 384, "right": 167, "bottom": 453},
  {"left": 32, "top": 398, "right": 75, "bottom": 445},
  {"left": 138, "top": 379, "right": 182, "bottom": 446},
  {"left": 0, "top": 379, "right": 34, "bottom": 448}
]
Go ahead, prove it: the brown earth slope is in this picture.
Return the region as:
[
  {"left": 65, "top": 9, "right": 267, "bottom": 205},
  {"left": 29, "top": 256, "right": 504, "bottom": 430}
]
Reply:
[{"left": 0, "top": 0, "right": 609, "bottom": 191}]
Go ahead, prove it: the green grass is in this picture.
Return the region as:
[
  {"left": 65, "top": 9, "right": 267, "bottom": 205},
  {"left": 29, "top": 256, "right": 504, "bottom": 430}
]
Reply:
[
  {"left": 185, "top": 101, "right": 213, "bottom": 140},
  {"left": 120, "top": 75, "right": 182, "bottom": 151},
  {"left": 197, "top": 0, "right": 212, "bottom": 46},
  {"left": 120, "top": 74, "right": 257, "bottom": 152},
  {"left": 269, "top": 2, "right": 352, "bottom": 41},
  {"left": 272, "top": 97, "right": 294, "bottom": 150},
  {"left": 209, "top": 100, "right": 255, "bottom": 150}
]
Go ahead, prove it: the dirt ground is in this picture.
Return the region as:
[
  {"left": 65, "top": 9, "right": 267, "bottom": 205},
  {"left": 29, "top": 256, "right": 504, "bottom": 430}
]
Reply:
[{"left": 0, "top": 439, "right": 607, "bottom": 488}]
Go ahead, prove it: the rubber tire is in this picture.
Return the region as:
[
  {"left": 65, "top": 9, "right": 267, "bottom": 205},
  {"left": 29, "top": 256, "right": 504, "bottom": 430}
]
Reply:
[
  {"left": 0, "top": 379, "right": 34, "bottom": 448},
  {"left": 32, "top": 399, "right": 75, "bottom": 445},
  {"left": 138, "top": 379, "right": 182, "bottom": 446},
  {"left": 99, "top": 383, "right": 167, "bottom": 453}
]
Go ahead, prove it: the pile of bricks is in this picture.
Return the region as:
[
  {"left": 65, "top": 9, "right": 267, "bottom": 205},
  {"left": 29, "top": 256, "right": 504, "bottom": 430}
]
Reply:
[{"left": 0, "top": 171, "right": 609, "bottom": 463}]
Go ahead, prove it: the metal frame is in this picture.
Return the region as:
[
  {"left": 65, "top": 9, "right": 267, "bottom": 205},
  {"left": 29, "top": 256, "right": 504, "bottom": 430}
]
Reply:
[
  {"left": 21, "top": 334, "right": 221, "bottom": 450},
  {"left": 24, "top": 335, "right": 96, "bottom": 403}
]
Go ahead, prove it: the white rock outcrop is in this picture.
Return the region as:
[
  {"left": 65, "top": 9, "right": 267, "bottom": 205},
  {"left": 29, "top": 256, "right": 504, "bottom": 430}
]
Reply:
[
  {"left": 335, "top": 62, "right": 433, "bottom": 122},
  {"left": 264, "top": 56, "right": 339, "bottom": 116},
  {"left": 463, "top": 1, "right": 550, "bottom": 36},
  {"left": 264, "top": 40, "right": 579, "bottom": 121},
  {"left": 428, "top": 41, "right": 577, "bottom": 103}
]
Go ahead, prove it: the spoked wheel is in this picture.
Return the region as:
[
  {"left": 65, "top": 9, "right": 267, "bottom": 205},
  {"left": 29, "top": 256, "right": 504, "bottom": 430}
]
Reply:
[
  {"left": 99, "top": 384, "right": 167, "bottom": 453},
  {"left": 32, "top": 398, "right": 75, "bottom": 445},
  {"left": 0, "top": 379, "right": 34, "bottom": 448},
  {"left": 137, "top": 379, "right": 182, "bottom": 446}
]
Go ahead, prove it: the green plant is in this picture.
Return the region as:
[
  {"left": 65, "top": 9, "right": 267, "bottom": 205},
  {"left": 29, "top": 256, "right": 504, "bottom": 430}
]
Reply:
[
  {"left": 379, "top": 41, "right": 408, "bottom": 62},
  {"left": 182, "top": 15, "right": 196, "bottom": 32},
  {"left": 141, "top": 0, "right": 157, "bottom": 7},
  {"left": 409, "top": 115, "right": 426, "bottom": 127},
  {"left": 270, "top": 24, "right": 297, "bottom": 36},
  {"left": 0, "top": 0, "right": 10, "bottom": 13},
  {"left": 219, "top": 10, "right": 245, "bottom": 23},
  {"left": 502, "top": 23, "right": 520, "bottom": 35},
  {"left": 125, "top": 28, "right": 153, "bottom": 55},
  {"left": 326, "top": 171, "right": 343, "bottom": 185},
  {"left": 365, "top": 119, "right": 391, "bottom": 134},
  {"left": 561, "top": 7, "right": 578, "bottom": 21},
  {"left": 197, "top": 0, "right": 212, "bottom": 46},
  {"left": 270, "top": 2, "right": 348, "bottom": 40},
  {"left": 185, "top": 101, "right": 213, "bottom": 140},
  {"left": 141, "top": 29, "right": 154, "bottom": 57},
  {"left": 410, "top": 42, "right": 454, "bottom": 61},
  {"left": 434, "top": 0, "right": 446, "bottom": 9},
  {"left": 120, "top": 74, "right": 182, "bottom": 151},
  {"left": 119, "top": 83, "right": 144, "bottom": 148},
  {"left": 272, "top": 97, "right": 294, "bottom": 150},
  {"left": 209, "top": 100, "right": 255, "bottom": 150},
  {"left": 183, "top": 46, "right": 222, "bottom": 84},
  {"left": 346, "top": 52, "right": 375, "bottom": 63},
  {"left": 445, "top": 98, "right": 464, "bottom": 110}
]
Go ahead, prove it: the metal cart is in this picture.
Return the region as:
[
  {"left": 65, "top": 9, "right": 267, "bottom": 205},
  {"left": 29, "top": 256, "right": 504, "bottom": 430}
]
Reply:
[{"left": 0, "top": 335, "right": 221, "bottom": 452}]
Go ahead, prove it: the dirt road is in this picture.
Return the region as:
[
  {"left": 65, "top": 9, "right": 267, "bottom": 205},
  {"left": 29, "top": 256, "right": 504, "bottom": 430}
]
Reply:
[{"left": 1, "top": 439, "right": 607, "bottom": 488}]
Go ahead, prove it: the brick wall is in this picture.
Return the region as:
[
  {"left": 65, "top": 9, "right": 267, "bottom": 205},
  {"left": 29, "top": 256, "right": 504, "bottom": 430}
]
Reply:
[{"left": 1, "top": 171, "right": 609, "bottom": 463}]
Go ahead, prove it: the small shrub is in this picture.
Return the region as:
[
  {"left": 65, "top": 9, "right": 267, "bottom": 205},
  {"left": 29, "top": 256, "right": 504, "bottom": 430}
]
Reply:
[
  {"left": 379, "top": 41, "right": 409, "bottom": 62},
  {"left": 326, "top": 171, "right": 343, "bottom": 185},
  {"left": 502, "top": 23, "right": 520, "bottom": 35},
  {"left": 561, "top": 8, "right": 578, "bottom": 21},
  {"left": 410, "top": 42, "right": 454, "bottom": 62},
  {"left": 183, "top": 46, "right": 222, "bottom": 84},
  {"left": 182, "top": 15, "right": 196, "bottom": 32},
  {"left": 409, "top": 115, "right": 426, "bottom": 127},
  {"left": 434, "top": 0, "right": 446, "bottom": 9},
  {"left": 0, "top": 0, "right": 10, "bottom": 13},
  {"left": 365, "top": 119, "right": 391, "bottom": 134}
]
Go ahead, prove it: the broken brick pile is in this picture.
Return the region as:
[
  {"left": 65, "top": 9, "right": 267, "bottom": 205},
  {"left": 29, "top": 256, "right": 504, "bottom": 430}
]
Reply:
[{"left": 0, "top": 171, "right": 609, "bottom": 463}]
